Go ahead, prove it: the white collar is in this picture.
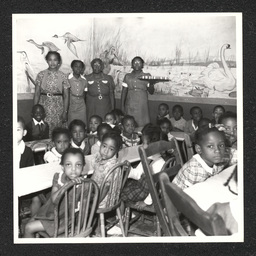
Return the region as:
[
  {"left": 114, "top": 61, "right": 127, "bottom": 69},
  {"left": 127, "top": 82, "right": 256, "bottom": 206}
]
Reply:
[
  {"left": 18, "top": 140, "right": 25, "bottom": 155},
  {"left": 96, "top": 141, "right": 101, "bottom": 147},
  {"left": 71, "top": 139, "right": 86, "bottom": 150},
  {"left": 107, "top": 123, "right": 115, "bottom": 128},
  {"left": 192, "top": 120, "right": 198, "bottom": 131},
  {"left": 90, "top": 131, "right": 97, "bottom": 135},
  {"left": 51, "top": 147, "right": 62, "bottom": 158},
  {"left": 193, "top": 154, "right": 213, "bottom": 174},
  {"left": 68, "top": 73, "right": 86, "bottom": 80},
  {"left": 33, "top": 118, "right": 44, "bottom": 126}
]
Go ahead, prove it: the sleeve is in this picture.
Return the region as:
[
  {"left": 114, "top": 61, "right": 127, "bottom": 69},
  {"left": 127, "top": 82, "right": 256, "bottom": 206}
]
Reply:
[
  {"left": 44, "top": 151, "right": 57, "bottom": 163},
  {"left": 35, "top": 71, "right": 44, "bottom": 87}
]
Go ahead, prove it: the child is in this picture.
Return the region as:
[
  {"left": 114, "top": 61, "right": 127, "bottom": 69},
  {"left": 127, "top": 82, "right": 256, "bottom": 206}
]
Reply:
[
  {"left": 158, "top": 118, "right": 175, "bottom": 142},
  {"left": 17, "top": 116, "right": 34, "bottom": 168},
  {"left": 25, "top": 104, "right": 49, "bottom": 141},
  {"left": 156, "top": 103, "right": 170, "bottom": 125},
  {"left": 111, "top": 108, "right": 124, "bottom": 132},
  {"left": 69, "top": 119, "right": 90, "bottom": 156},
  {"left": 91, "top": 123, "right": 112, "bottom": 155},
  {"left": 88, "top": 115, "right": 102, "bottom": 135},
  {"left": 211, "top": 105, "right": 225, "bottom": 125},
  {"left": 68, "top": 60, "right": 87, "bottom": 125},
  {"left": 24, "top": 148, "right": 85, "bottom": 238},
  {"left": 184, "top": 106, "right": 203, "bottom": 142},
  {"left": 198, "top": 117, "right": 211, "bottom": 130},
  {"left": 120, "top": 115, "right": 141, "bottom": 147},
  {"left": 104, "top": 112, "right": 121, "bottom": 134},
  {"left": 91, "top": 132, "right": 123, "bottom": 208},
  {"left": 44, "top": 127, "right": 70, "bottom": 163},
  {"left": 172, "top": 127, "right": 227, "bottom": 190},
  {"left": 170, "top": 104, "right": 187, "bottom": 131}
]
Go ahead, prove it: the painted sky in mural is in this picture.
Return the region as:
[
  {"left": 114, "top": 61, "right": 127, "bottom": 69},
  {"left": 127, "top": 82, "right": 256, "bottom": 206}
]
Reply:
[{"left": 14, "top": 14, "right": 237, "bottom": 99}]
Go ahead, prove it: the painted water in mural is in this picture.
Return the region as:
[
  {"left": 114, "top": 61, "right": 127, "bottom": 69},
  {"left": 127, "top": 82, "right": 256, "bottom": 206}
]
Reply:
[{"left": 15, "top": 14, "right": 237, "bottom": 99}]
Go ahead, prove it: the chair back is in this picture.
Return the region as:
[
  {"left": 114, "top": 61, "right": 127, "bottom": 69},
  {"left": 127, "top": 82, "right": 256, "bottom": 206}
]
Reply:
[
  {"left": 159, "top": 172, "right": 228, "bottom": 236},
  {"left": 53, "top": 178, "right": 99, "bottom": 237},
  {"left": 99, "top": 160, "right": 131, "bottom": 211},
  {"left": 139, "top": 140, "right": 182, "bottom": 236},
  {"left": 170, "top": 131, "right": 194, "bottom": 162}
]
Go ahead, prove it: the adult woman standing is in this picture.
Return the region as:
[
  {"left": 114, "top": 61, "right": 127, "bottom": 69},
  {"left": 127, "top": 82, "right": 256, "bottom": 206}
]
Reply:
[
  {"left": 121, "top": 56, "right": 155, "bottom": 127},
  {"left": 86, "top": 58, "right": 115, "bottom": 125},
  {"left": 33, "top": 51, "right": 70, "bottom": 137}
]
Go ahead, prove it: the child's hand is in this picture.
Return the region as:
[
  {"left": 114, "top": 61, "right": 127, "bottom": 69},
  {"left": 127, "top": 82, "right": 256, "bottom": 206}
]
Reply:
[
  {"left": 215, "top": 124, "right": 225, "bottom": 132},
  {"left": 72, "top": 177, "right": 84, "bottom": 184}
]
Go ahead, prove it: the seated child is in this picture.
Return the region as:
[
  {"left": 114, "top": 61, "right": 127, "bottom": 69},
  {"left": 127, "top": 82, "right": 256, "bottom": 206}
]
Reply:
[
  {"left": 88, "top": 115, "right": 102, "bottom": 148},
  {"left": 24, "top": 148, "right": 86, "bottom": 238},
  {"left": 156, "top": 103, "right": 171, "bottom": 125},
  {"left": 111, "top": 108, "right": 124, "bottom": 132},
  {"left": 198, "top": 117, "right": 211, "bottom": 130},
  {"left": 120, "top": 115, "right": 141, "bottom": 147},
  {"left": 158, "top": 118, "right": 175, "bottom": 141},
  {"left": 170, "top": 104, "right": 187, "bottom": 131},
  {"left": 184, "top": 106, "right": 203, "bottom": 142},
  {"left": 104, "top": 112, "right": 121, "bottom": 134},
  {"left": 91, "top": 123, "right": 112, "bottom": 155},
  {"left": 211, "top": 105, "right": 225, "bottom": 125},
  {"left": 91, "top": 132, "right": 123, "bottom": 208},
  {"left": 25, "top": 104, "right": 49, "bottom": 141},
  {"left": 69, "top": 119, "right": 90, "bottom": 155},
  {"left": 44, "top": 127, "right": 70, "bottom": 163},
  {"left": 121, "top": 124, "right": 168, "bottom": 209},
  {"left": 172, "top": 127, "right": 227, "bottom": 190}
]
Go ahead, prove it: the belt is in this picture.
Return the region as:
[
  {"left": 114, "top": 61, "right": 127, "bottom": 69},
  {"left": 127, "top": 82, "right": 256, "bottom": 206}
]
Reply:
[
  {"left": 41, "top": 93, "right": 63, "bottom": 97},
  {"left": 71, "top": 94, "right": 84, "bottom": 98}
]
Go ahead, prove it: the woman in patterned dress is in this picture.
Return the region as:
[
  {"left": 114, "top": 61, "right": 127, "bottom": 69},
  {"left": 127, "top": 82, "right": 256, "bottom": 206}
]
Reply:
[
  {"left": 34, "top": 51, "right": 70, "bottom": 137},
  {"left": 85, "top": 58, "right": 115, "bottom": 125}
]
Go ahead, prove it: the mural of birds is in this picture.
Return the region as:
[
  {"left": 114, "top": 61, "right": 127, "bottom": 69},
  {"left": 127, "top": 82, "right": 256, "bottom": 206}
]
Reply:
[
  {"left": 101, "top": 46, "right": 122, "bottom": 66},
  {"left": 53, "top": 32, "right": 85, "bottom": 58},
  {"left": 17, "top": 51, "right": 36, "bottom": 93},
  {"left": 27, "top": 39, "right": 60, "bottom": 57}
]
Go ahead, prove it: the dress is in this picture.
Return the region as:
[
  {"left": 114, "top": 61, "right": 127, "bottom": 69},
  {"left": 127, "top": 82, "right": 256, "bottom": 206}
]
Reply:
[
  {"left": 68, "top": 73, "right": 87, "bottom": 125},
  {"left": 123, "top": 71, "right": 151, "bottom": 127},
  {"left": 120, "top": 132, "right": 141, "bottom": 147},
  {"left": 86, "top": 73, "right": 115, "bottom": 124},
  {"left": 35, "top": 69, "right": 70, "bottom": 137}
]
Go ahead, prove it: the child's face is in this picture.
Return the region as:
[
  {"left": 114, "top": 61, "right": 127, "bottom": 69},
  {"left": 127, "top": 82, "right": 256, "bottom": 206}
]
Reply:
[
  {"left": 221, "top": 117, "right": 237, "bottom": 146},
  {"left": 105, "top": 114, "right": 116, "bottom": 125},
  {"left": 17, "top": 121, "right": 26, "bottom": 144},
  {"left": 123, "top": 119, "right": 135, "bottom": 135},
  {"left": 47, "top": 54, "right": 60, "bottom": 70},
  {"left": 54, "top": 134, "right": 70, "bottom": 154},
  {"left": 100, "top": 138, "right": 117, "bottom": 160},
  {"left": 196, "top": 131, "right": 226, "bottom": 167},
  {"left": 158, "top": 105, "right": 168, "bottom": 117},
  {"left": 191, "top": 108, "right": 202, "bottom": 122},
  {"left": 62, "top": 153, "right": 83, "bottom": 180},
  {"left": 173, "top": 107, "right": 182, "bottom": 121},
  {"left": 89, "top": 118, "right": 100, "bottom": 132},
  {"left": 32, "top": 106, "right": 45, "bottom": 122},
  {"left": 213, "top": 107, "right": 224, "bottom": 122},
  {"left": 71, "top": 125, "right": 86, "bottom": 145},
  {"left": 72, "top": 62, "right": 83, "bottom": 76},
  {"left": 160, "top": 123, "right": 170, "bottom": 134}
]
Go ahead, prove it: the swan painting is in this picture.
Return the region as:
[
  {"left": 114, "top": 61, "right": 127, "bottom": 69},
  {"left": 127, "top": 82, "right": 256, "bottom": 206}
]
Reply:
[
  {"left": 198, "top": 44, "right": 236, "bottom": 92},
  {"left": 27, "top": 39, "right": 60, "bottom": 57}
]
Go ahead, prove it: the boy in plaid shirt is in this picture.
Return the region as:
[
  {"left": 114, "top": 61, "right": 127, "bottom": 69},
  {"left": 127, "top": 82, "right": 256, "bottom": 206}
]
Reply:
[{"left": 173, "top": 127, "right": 228, "bottom": 190}]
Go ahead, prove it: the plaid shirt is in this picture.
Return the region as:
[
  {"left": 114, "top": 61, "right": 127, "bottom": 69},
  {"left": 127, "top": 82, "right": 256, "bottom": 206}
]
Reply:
[{"left": 172, "top": 154, "right": 225, "bottom": 190}]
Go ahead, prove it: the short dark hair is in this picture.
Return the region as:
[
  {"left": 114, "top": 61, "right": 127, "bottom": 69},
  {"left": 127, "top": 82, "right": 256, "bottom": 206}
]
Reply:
[
  {"left": 68, "top": 119, "right": 86, "bottom": 131},
  {"left": 158, "top": 103, "right": 169, "bottom": 110},
  {"left": 32, "top": 104, "right": 45, "bottom": 114},
  {"left": 45, "top": 51, "right": 62, "bottom": 65},
  {"left": 60, "top": 148, "right": 85, "bottom": 166},
  {"left": 111, "top": 109, "right": 124, "bottom": 118},
  {"left": 101, "top": 131, "right": 123, "bottom": 151},
  {"left": 121, "top": 115, "right": 136, "bottom": 126},
  {"left": 71, "top": 60, "right": 85, "bottom": 70},
  {"left": 89, "top": 115, "right": 102, "bottom": 124},
  {"left": 18, "top": 116, "right": 26, "bottom": 129},
  {"left": 190, "top": 106, "right": 202, "bottom": 115},
  {"left": 142, "top": 123, "right": 162, "bottom": 143},
  {"left": 52, "top": 127, "right": 70, "bottom": 142},
  {"left": 213, "top": 105, "right": 225, "bottom": 113},
  {"left": 97, "top": 123, "right": 112, "bottom": 137},
  {"left": 105, "top": 112, "right": 116, "bottom": 121},
  {"left": 91, "top": 58, "right": 104, "bottom": 69},
  {"left": 158, "top": 118, "right": 173, "bottom": 129},
  {"left": 172, "top": 104, "right": 183, "bottom": 114},
  {"left": 131, "top": 56, "right": 144, "bottom": 67},
  {"left": 219, "top": 111, "right": 237, "bottom": 124},
  {"left": 195, "top": 127, "right": 225, "bottom": 145}
]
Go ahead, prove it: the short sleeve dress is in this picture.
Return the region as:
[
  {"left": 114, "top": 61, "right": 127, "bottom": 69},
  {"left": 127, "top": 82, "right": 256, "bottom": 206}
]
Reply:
[
  {"left": 35, "top": 69, "right": 70, "bottom": 136},
  {"left": 85, "top": 73, "right": 115, "bottom": 124},
  {"left": 123, "top": 70, "right": 151, "bottom": 127}
]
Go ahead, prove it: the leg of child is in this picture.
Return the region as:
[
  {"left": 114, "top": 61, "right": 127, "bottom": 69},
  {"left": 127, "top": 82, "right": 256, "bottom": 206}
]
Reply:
[
  {"left": 24, "top": 219, "right": 45, "bottom": 238},
  {"left": 30, "top": 196, "right": 42, "bottom": 217}
]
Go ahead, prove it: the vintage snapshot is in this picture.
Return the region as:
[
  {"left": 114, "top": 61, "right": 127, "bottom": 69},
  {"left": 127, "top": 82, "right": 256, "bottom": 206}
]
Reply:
[{"left": 13, "top": 13, "right": 243, "bottom": 243}]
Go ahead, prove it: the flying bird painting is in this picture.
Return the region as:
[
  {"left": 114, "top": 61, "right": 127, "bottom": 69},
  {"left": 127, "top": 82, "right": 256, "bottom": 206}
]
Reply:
[{"left": 27, "top": 39, "right": 60, "bottom": 57}]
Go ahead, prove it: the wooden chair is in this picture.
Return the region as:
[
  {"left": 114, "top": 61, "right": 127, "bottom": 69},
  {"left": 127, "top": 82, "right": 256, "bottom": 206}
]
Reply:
[
  {"left": 170, "top": 131, "right": 195, "bottom": 162},
  {"left": 96, "top": 160, "right": 131, "bottom": 237},
  {"left": 124, "top": 140, "right": 183, "bottom": 236},
  {"left": 38, "top": 178, "right": 99, "bottom": 238},
  {"left": 159, "top": 172, "right": 228, "bottom": 236}
]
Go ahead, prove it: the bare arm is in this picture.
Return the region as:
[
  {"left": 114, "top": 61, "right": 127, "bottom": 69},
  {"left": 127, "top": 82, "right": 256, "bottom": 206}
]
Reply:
[
  {"left": 147, "top": 73, "right": 155, "bottom": 95},
  {"left": 109, "top": 76, "right": 115, "bottom": 110},
  {"left": 61, "top": 88, "right": 70, "bottom": 122},
  {"left": 121, "top": 87, "right": 128, "bottom": 114},
  {"left": 33, "top": 82, "right": 41, "bottom": 105}
]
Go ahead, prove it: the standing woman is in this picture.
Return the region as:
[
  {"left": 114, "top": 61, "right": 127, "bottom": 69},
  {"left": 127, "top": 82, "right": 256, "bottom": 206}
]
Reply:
[
  {"left": 34, "top": 51, "right": 70, "bottom": 137},
  {"left": 86, "top": 58, "right": 115, "bottom": 124},
  {"left": 121, "top": 56, "right": 155, "bottom": 127}
]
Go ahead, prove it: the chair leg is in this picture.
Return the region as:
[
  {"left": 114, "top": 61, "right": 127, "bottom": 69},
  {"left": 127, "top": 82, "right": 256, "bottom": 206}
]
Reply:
[
  {"left": 116, "top": 207, "right": 126, "bottom": 237},
  {"left": 156, "top": 216, "right": 161, "bottom": 236},
  {"left": 99, "top": 213, "right": 105, "bottom": 237},
  {"left": 124, "top": 207, "right": 130, "bottom": 236}
]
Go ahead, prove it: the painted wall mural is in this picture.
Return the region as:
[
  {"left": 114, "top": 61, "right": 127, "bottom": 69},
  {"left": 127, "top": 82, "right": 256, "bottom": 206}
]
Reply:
[{"left": 14, "top": 14, "right": 237, "bottom": 99}]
